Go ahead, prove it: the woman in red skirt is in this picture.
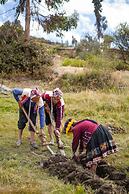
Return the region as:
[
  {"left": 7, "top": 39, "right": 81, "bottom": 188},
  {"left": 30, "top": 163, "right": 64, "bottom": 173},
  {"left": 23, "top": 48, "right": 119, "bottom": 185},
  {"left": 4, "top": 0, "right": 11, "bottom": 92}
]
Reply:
[{"left": 63, "top": 118, "right": 118, "bottom": 173}]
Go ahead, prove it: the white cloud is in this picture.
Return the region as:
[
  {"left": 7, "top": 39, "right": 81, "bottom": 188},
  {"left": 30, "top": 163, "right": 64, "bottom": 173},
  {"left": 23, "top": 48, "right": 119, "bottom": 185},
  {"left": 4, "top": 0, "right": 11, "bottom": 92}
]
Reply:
[
  {"left": 103, "top": 0, "right": 129, "bottom": 31},
  {"left": 63, "top": 0, "right": 94, "bottom": 15},
  {"left": 0, "top": 21, "right": 3, "bottom": 26}
]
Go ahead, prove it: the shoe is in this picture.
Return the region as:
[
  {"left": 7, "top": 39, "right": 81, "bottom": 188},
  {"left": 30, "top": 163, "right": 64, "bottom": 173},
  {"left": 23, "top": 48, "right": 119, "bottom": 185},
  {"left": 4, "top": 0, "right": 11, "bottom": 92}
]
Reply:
[
  {"left": 58, "top": 140, "right": 64, "bottom": 149},
  {"left": 16, "top": 140, "right": 22, "bottom": 146},
  {"left": 59, "top": 149, "right": 66, "bottom": 156},
  {"left": 31, "top": 142, "right": 38, "bottom": 149},
  {"left": 49, "top": 139, "right": 54, "bottom": 145}
]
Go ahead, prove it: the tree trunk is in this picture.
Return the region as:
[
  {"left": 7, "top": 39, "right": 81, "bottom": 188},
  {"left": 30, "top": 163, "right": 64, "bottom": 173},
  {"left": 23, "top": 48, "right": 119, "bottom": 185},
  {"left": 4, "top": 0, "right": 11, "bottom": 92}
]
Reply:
[{"left": 24, "top": 0, "right": 30, "bottom": 44}]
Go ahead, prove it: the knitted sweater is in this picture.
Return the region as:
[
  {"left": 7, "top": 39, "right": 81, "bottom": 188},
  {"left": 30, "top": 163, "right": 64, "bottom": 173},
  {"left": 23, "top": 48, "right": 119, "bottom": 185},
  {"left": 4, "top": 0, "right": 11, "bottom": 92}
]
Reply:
[
  {"left": 12, "top": 88, "right": 45, "bottom": 129},
  {"left": 72, "top": 120, "right": 99, "bottom": 154}
]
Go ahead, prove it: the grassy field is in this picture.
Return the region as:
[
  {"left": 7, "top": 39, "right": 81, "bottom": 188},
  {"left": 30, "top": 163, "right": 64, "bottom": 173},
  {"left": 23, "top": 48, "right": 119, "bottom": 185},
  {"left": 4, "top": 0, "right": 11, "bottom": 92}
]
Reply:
[{"left": 0, "top": 85, "right": 129, "bottom": 194}]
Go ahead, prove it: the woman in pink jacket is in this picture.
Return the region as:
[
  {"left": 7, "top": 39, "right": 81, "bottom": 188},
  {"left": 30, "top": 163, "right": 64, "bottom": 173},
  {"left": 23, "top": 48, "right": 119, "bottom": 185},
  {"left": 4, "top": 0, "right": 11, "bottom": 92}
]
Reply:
[{"left": 63, "top": 118, "right": 118, "bottom": 173}]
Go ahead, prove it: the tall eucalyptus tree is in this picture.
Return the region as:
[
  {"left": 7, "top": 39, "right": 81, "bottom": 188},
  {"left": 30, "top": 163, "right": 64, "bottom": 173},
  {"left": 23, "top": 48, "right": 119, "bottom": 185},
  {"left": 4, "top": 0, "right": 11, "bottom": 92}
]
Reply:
[{"left": 0, "top": 0, "right": 79, "bottom": 43}]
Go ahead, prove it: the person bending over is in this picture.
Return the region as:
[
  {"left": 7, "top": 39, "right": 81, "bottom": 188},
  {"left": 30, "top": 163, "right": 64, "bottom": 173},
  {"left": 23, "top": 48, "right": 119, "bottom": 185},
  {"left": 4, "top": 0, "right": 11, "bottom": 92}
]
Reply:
[
  {"left": 12, "top": 87, "right": 46, "bottom": 148},
  {"left": 63, "top": 118, "right": 118, "bottom": 174},
  {"left": 42, "top": 88, "right": 64, "bottom": 149}
]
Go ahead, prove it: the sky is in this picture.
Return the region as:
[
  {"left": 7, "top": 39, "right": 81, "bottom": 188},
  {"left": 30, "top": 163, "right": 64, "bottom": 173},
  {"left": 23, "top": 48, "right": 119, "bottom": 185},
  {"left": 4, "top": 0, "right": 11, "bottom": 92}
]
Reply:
[{"left": 0, "top": 0, "right": 129, "bottom": 44}]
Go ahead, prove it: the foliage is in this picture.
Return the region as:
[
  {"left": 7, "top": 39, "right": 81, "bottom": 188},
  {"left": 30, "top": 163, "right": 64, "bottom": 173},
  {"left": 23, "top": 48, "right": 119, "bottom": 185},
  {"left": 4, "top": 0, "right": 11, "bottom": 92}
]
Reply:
[
  {"left": 62, "top": 54, "right": 116, "bottom": 71},
  {"left": 76, "top": 34, "right": 101, "bottom": 57},
  {"left": 0, "top": 0, "right": 79, "bottom": 42},
  {"left": 115, "top": 61, "right": 129, "bottom": 71},
  {"left": 0, "top": 21, "right": 54, "bottom": 79},
  {"left": 0, "top": 41, "right": 52, "bottom": 79},
  {"left": 101, "top": 34, "right": 114, "bottom": 50},
  {"left": 113, "top": 23, "right": 129, "bottom": 63},
  {"left": 0, "top": 20, "right": 24, "bottom": 45},
  {"left": 39, "top": 10, "right": 79, "bottom": 37},
  {"left": 56, "top": 70, "right": 115, "bottom": 92},
  {"left": 0, "top": 0, "right": 109, "bottom": 42},
  {"left": 92, "top": 0, "right": 107, "bottom": 39},
  {"left": 113, "top": 23, "right": 129, "bottom": 52},
  {"left": 62, "top": 58, "right": 86, "bottom": 67},
  {"left": 85, "top": 54, "right": 116, "bottom": 70}
]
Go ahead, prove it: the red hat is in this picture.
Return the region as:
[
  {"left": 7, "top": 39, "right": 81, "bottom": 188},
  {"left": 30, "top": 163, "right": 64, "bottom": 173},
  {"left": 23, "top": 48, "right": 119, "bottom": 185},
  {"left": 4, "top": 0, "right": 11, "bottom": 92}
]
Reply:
[{"left": 31, "top": 88, "right": 41, "bottom": 99}]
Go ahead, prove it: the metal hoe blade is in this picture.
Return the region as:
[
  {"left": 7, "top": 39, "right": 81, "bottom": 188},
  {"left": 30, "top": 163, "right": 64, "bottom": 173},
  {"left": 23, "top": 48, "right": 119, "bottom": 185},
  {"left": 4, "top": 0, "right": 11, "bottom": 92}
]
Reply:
[{"left": 46, "top": 145, "right": 55, "bottom": 155}]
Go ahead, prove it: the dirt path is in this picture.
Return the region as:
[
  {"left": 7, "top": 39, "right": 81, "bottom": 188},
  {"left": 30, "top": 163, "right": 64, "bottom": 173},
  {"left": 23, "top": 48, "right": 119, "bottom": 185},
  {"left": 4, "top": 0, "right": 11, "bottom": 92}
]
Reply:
[{"left": 52, "top": 55, "right": 87, "bottom": 76}]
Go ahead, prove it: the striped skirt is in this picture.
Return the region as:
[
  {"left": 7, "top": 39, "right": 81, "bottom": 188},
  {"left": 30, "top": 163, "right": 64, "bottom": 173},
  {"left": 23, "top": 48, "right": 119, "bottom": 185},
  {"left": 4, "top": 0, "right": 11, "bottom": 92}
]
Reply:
[{"left": 80, "top": 124, "right": 118, "bottom": 167}]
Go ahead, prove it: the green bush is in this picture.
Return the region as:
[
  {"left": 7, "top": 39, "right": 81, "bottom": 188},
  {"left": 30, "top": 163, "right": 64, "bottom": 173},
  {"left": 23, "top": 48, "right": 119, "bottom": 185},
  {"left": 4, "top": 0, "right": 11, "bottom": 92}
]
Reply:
[
  {"left": 62, "top": 55, "right": 116, "bottom": 71},
  {"left": 0, "top": 41, "right": 52, "bottom": 79},
  {"left": 62, "top": 58, "right": 86, "bottom": 67},
  {"left": 115, "top": 61, "right": 129, "bottom": 71},
  {"left": 55, "top": 70, "right": 115, "bottom": 92},
  {"left": 86, "top": 54, "right": 112, "bottom": 70}
]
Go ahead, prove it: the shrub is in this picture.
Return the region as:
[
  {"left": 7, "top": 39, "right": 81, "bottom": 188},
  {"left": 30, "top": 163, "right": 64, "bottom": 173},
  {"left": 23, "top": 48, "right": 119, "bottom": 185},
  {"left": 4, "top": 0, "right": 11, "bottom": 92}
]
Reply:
[
  {"left": 115, "top": 61, "right": 129, "bottom": 71},
  {"left": 62, "top": 58, "right": 86, "bottom": 67},
  {"left": 0, "top": 41, "right": 52, "bottom": 79},
  {"left": 55, "top": 70, "right": 115, "bottom": 92}
]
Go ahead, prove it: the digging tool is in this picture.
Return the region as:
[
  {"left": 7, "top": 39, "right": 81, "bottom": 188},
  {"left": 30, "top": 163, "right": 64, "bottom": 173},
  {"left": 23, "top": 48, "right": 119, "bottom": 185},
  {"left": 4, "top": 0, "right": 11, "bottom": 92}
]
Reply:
[
  {"left": 21, "top": 106, "right": 55, "bottom": 155},
  {"left": 21, "top": 106, "right": 38, "bottom": 134},
  {"left": 46, "top": 145, "right": 55, "bottom": 155},
  {"left": 47, "top": 110, "right": 66, "bottom": 156}
]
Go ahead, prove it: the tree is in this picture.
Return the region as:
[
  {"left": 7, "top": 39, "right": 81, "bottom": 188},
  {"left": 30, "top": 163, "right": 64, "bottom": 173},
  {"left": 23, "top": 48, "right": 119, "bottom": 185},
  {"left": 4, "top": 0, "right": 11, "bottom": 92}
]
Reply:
[
  {"left": 92, "top": 0, "right": 107, "bottom": 39},
  {"left": 113, "top": 22, "right": 129, "bottom": 63},
  {"left": 76, "top": 33, "right": 101, "bottom": 57},
  {"left": 0, "top": 20, "right": 24, "bottom": 45},
  {"left": 102, "top": 34, "right": 113, "bottom": 50},
  {"left": 0, "top": 0, "right": 79, "bottom": 43},
  {"left": 1, "top": 1, "right": 128, "bottom": 43}
]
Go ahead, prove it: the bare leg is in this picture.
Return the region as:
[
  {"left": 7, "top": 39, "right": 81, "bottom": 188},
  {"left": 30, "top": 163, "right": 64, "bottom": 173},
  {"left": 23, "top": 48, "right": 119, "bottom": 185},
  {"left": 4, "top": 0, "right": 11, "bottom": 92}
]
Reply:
[
  {"left": 54, "top": 129, "right": 64, "bottom": 149},
  {"left": 48, "top": 124, "right": 54, "bottom": 144},
  {"left": 18, "top": 129, "right": 23, "bottom": 141},
  {"left": 30, "top": 131, "right": 35, "bottom": 143},
  {"left": 30, "top": 131, "right": 38, "bottom": 149},
  {"left": 16, "top": 129, "right": 23, "bottom": 146},
  {"left": 39, "top": 128, "right": 47, "bottom": 145}
]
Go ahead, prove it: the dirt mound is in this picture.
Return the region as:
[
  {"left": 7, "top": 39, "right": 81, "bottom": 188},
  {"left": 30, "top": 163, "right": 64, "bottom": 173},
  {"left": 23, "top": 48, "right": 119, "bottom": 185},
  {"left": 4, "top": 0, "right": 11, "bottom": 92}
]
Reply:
[
  {"left": 106, "top": 124, "right": 126, "bottom": 134},
  {"left": 40, "top": 155, "right": 129, "bottom": 194}
]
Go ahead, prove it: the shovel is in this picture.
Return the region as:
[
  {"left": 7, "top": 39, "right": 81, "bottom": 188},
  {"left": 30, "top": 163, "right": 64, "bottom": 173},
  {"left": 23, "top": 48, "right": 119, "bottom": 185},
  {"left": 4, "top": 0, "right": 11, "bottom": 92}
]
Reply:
[
  {"left": 21, "top": 106, "right": 55, "bottom": 155},
  {"left": 48, "top": 111, "right": 66, "bottom": 156}
]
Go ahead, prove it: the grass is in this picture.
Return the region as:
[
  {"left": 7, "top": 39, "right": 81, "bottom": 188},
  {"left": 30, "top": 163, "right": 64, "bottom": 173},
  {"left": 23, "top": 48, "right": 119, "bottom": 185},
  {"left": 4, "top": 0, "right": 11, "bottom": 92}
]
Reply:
[
  {"left": 62, "top": 58, "right": 86, "bottom": 67},
  {"left": 0, "top": 95, "right": 87, "bottom": 194},
  {"left": 0, "top": 86, "right": 129, "bottom": 193},
  {"left": 62, "top": 55, "right": 117, "bottom": 71}
]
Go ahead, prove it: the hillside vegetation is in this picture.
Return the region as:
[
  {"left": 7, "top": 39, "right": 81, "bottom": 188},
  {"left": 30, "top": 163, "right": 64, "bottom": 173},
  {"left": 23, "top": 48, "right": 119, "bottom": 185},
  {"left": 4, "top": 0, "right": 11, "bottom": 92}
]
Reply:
[{"left": 0, "top": 23, "right": 129, "bottom": 194}]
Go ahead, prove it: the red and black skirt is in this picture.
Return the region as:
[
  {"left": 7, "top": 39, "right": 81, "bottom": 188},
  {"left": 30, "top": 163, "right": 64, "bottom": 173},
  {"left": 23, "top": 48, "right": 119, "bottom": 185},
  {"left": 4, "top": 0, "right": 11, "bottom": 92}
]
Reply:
[{"left": 80, "top": 124, "right": 118, "bottom": 167}]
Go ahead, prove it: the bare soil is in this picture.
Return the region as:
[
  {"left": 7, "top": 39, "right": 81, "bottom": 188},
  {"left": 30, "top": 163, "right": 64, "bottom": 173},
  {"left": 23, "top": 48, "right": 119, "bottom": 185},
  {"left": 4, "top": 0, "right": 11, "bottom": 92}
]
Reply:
[{"left": 41, "top": 155, "right": 129, "bottom": 194}]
